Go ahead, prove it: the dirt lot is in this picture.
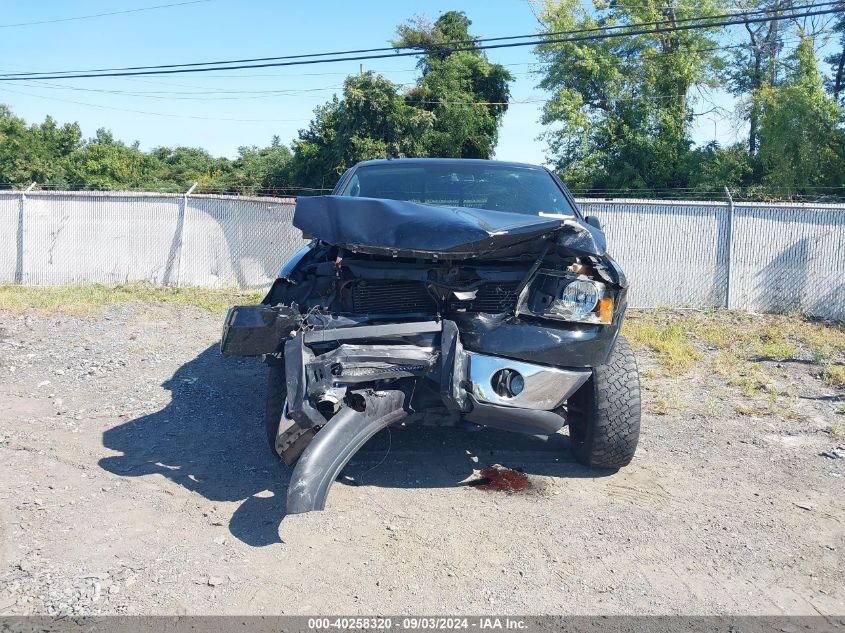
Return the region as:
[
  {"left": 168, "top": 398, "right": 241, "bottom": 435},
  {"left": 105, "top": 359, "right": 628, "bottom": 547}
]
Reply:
[{"left": 0, "top": 295, "right": 843, "bottom": 616}]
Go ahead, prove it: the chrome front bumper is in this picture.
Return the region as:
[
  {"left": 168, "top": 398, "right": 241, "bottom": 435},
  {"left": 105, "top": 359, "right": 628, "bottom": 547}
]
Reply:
[
  {"left": 276, "top": 318, "right": 593, "bottom": 432},
  {"left": 467, "top": 352, "right": 591, "bottom": 411}
]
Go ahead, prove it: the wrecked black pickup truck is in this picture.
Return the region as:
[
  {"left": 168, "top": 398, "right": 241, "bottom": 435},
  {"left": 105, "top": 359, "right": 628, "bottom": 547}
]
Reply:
[{"left": 221, "top": 158, "right": 640, "bottom": 514}]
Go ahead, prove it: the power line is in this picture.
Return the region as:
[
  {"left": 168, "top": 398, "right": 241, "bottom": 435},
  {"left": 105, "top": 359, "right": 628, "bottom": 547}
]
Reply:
[
  {"left": 0, "top": 78, "right": 746, "bottom": 118},
  {"left": 44, "top": 28, "right": 819, "bottom": 88},
  {"left": 2, "top": 1, "right": 834, "bottom": 77},
  {"left": 0, "top": 2, "right": 838, "bottom": 80},
  {"left": 16, "top": 80, "right": 374, "bottom": 101},
  {"left": 9, "top": 32, "right": 809, "bottom": 101},
  {"left": 0, "top": 33, "right": 807, "bottom": 116},
  {"left": 0, "top": 1, "right": 776, "bottom": 75},
  {"left": 0, "top": 0, "right": 212, "bottom": 29},
  {"left": 17, "top": 36, "right": 803, "bottom": 96},
  {"left": 116, "top": 61, "right": 540, "bottom": 84},
  {"left": 0, "top": 85, "right": 304, "bottom": 122}
]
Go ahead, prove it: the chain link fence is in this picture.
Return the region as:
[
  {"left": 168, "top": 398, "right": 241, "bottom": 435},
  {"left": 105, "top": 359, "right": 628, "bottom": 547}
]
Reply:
[
  {"left": 1, "top": 190, "right": 843, "bottom": 319},
  {"left": 1, "top": 191, "right": 305, "bottom": 290},
  {"left": 579, "top": 199, "right": 845, "bottom": 319}
]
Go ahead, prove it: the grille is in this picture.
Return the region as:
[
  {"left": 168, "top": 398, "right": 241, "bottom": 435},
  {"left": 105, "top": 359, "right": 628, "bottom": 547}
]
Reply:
[
  {"left": 448, "top": 282, "right": 520, "bottom": 313},
  {"left": 351, "top": 281, "right": 437, "bottom": 314},
  {"left": 350, "top": 280, "right": 520, "bottom": 314}
]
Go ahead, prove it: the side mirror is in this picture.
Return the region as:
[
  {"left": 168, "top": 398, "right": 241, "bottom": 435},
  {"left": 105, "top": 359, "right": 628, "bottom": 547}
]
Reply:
[{"left": 585, "top": 215, "right": 602, "bottom": 231}]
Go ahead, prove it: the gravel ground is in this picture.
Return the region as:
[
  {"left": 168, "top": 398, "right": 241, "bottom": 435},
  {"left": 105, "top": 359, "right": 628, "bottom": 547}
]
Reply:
[{"left": 0, "top": 302, "right": 842, "bottom": 616}]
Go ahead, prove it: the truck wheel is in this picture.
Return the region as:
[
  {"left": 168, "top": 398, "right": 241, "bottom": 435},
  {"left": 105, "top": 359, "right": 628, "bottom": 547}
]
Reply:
[
  {"left": 264, "top": 361, "right": 316, "bottom": 465},
  {"left": 567, "top": 336, "right": 641, "bottom": 469},
  {"left": 265, "top": 363, "right": 287, "bottom": 458}
]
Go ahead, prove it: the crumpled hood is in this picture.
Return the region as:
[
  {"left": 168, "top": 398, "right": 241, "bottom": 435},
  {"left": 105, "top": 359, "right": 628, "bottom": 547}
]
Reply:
[{"left": 293, "top": 195, "right": 570, "bottom": 257}]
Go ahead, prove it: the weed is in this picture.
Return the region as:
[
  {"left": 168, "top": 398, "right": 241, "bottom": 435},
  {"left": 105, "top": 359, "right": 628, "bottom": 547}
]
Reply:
[
  {"left": 713, "top": 351, "right": 774, "bottom": 398},
  {"left": 692, "top": 322, "right": 731, "bottom": 349},
  {"left": 640, "top": 367, "right": 661, "bottom": 380},
  {"left": 623, "top": 321, "right": 701, "bottom": 373},
  {"left": 713, "top": 350, "right": 741, "bottom": 380},
  {"left": 628, "top": 310, "right": 844, "bottom": 408},
  {"left": 734, "top": 403, "right": 770, "bottom": 417},
  {"left": 796, "top": 322, "right": 845, "bottom": 364},
  {"left": 0, "top": 283, "right": 263, "bottom": 314},
  {"left": 822, "top": 365, "right": 845, "bottom": 389},
  {"left": 753, "top": 340, "right": 798, "bottom": 361},
  {"left": 650, "top": 396, "right": 670, "bottom": 415},
  {"left": 731, "top": 363, "right": 775, "bottom": 398},
  {"left": 780, "top": 408, "right": 804, "bottom": 422},
  {"left": 706, "top": 395, "right": 721, "bottom": 418}
]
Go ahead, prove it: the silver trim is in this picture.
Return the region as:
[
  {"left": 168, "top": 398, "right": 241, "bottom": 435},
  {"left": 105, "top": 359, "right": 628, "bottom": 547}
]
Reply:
[{"left": 467, "top": 352, "right": 591, "bottom": 411}]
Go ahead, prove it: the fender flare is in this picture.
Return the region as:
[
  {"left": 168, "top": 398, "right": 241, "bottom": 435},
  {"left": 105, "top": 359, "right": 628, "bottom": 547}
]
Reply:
[{"left": 286, "top": 388, "right": 408, "bottom": 514}]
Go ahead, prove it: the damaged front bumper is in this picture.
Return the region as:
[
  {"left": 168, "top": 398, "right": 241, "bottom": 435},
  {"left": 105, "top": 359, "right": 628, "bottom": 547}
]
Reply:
[{"left": 221, "top": 305, "right": 594, "bottom": 513}]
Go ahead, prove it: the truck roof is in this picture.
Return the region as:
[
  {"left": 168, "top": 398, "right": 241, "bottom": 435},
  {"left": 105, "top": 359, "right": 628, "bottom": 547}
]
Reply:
[{"left": 352, "top": 157, "right": 548, "bottom": 170}]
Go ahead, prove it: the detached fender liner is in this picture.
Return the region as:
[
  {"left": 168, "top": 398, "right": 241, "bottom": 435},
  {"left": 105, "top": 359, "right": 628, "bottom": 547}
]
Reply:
[
  {"left": 220, "top": 304, "right": 300, "bottom": 357},
  {"left": 286, "top": 387, "right": 409, "bottom": 514}
]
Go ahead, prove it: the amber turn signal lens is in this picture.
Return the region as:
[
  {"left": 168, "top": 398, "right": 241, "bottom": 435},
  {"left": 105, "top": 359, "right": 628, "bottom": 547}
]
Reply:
[{"left": 597, "top": 297, "right": 613, "bottom": 323}]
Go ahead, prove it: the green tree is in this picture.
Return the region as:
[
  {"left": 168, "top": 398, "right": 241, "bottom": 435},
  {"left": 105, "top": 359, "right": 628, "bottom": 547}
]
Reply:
[
  {"left": 225, "top": 137, "right": 293, "bottom": 194},
  {"left": 536, "top": 0, "right": 725, "bottom": 191},
  {"left": 146, "top": 146, "right": 233, "bottom": 192},
  {"left": 755, "top": 35, "right": 845, "bottom": 193},
  {"left": 824, "top": 9, "right": 845, "bottom": 105},
  {"left": 394, "top": 11, "right": 479, "bottom": 66},
  {"left": 726, "top": 0, "right": 792, "bottom": 157},
  {"left": 394, "top": 11, "right": 513, "bottom": 158},
  {"left": 0, "top": 106, "right": 82, "bottom": 187},
  {"left": 0, "top": 105, "right": 294, "bottom": 194},
  {"left": 684, "top": 142, "right": 752, "bottom": 193},
  {"left": 67, "top": 129, "right": 158, "bottom": 190},
  {"left": 287, "top": 72, "right": 433, "bottom": 190}
]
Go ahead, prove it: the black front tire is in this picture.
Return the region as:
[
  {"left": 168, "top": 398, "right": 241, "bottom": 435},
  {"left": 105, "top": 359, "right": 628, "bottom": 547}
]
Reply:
[
  {"left": 567, "top": 335, "right": 641, "bottom": 469},
  {"left": 264, "top": 362, "right": 287, "bottom": 459}
]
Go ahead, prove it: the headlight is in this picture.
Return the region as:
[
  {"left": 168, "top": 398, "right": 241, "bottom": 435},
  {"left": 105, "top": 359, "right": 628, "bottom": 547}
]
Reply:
[
  {"left": 518, "top": 271, "right": 614, "bottom": 325},
  {"left": 549, "top": 279, "right": 601, "bottom": 320}
]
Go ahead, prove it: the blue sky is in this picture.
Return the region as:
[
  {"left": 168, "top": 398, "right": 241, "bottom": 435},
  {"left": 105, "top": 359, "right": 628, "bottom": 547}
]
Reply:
[{"left": 0, "top": 0, "right": 754, "bottom": 165}]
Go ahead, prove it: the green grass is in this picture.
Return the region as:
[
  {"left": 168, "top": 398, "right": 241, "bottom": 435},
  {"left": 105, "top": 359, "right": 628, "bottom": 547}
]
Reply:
[
  {"left": 731, "top": 363, "right": 776, "bottom": 398},
  {"left": 796, "top": 322, "right": 845, "bottom": 364},
  {"left": 626, "top": 310, "right": 843, "bottom": 376},
  {"left": 622, "top": 320, "right": 701, "bottom": 373},
  {"left": 624, "top": 310, "right": 843, "bottom": 418},
  {"left": 0, "top": 283, "right": 263, "bottom": 314},
  {"left": 822, "top": 365, "right": 845, "bottom": 389},
  {"left": 752, "top": 339, "right": 799, "bottom": 360}
]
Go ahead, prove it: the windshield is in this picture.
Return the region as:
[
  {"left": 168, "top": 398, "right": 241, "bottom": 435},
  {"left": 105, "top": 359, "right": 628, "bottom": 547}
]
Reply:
[{"left": 338, "top": 162, "right": 576, "bottom": 217}]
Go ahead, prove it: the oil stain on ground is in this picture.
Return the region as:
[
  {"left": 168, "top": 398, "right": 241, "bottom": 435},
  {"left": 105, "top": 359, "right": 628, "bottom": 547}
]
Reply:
[{"left": 467, "top": 464, "right": 532, "bottom": 492}]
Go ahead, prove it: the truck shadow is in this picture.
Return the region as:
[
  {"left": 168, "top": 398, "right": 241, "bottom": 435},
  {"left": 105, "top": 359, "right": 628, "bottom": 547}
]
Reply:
[{"left": 99, "top": 345, "right": 610, "bottom": 548}]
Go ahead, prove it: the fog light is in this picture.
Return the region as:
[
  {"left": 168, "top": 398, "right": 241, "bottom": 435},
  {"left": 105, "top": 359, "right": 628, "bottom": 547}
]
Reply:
[
  {"left": 510, "top": 373, "right": 525, "bottom": 396},
  {"left": 492, "top": 368, "right": 525, "bottom": 399}
]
